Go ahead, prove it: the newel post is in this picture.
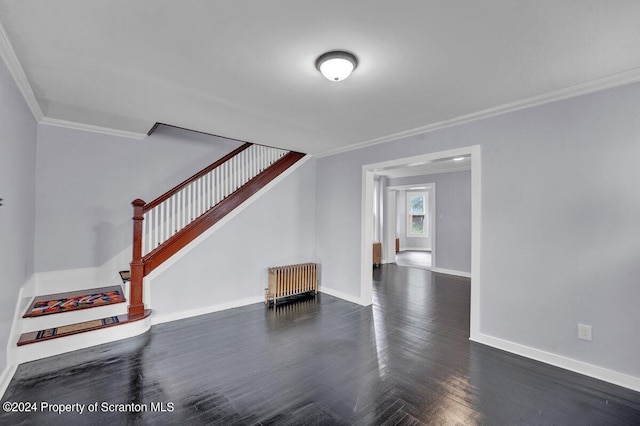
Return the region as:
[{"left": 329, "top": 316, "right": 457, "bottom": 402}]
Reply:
[{"left": 129, "top": 199, "right": 146, "bottom": 318}]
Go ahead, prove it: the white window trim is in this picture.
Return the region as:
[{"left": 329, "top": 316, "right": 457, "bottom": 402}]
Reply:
[{"left": 406, "top": 190, "right": 429, "bottom": 238}]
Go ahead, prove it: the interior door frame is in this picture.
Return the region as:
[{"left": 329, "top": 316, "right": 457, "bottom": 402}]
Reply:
[
  {"left": 385, "top": 183, "right": 436, "bottom": 264},
  {"left": 361, "top": 145, "right": 481, "bottom": 340}
]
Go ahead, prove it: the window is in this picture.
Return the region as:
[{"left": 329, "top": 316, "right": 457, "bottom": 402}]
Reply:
[{"left": 407, "top": 191, "right": 428, "bottom": 237}]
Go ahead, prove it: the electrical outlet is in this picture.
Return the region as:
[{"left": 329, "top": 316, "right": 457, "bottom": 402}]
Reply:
[{"left": 578, "top": 324, "right": 592, "bottom": 341}]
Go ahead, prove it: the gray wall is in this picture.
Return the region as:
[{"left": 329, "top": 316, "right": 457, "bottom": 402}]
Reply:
[
  {"left": 151, "top": 159, "right": 316, "bottom": 319},
  {"left": 34, "top": 125, "right": 243, "bottom": 272},
  {"left": 0, "top": 59, "right": 37, "bottom": 372},
  {"left": 390, "top": 171, "right": 471, "bottom": 272},
  {"left": 316, "top": 82, "right": 640, "bottom": 378}
]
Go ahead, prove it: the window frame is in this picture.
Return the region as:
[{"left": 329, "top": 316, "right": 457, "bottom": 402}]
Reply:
[{"left": 406, "top": 190, "right": 428, "bottom": 238}]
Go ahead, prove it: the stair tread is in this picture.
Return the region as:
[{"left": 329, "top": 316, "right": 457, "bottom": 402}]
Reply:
[
  {"left": 23, "top": 285, "right": 126, "bottom": 318},
  {"left": 17, "top": 310, "right": 151, "bottom": 346}
]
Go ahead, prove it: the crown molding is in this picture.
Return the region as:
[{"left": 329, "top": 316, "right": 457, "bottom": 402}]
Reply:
[
  {"left": 0, "top": 18, "right": 43, "bottom": 121},
  {"left": 39, "top": 117, "right": 147, "bottom": 139},
  {"left": 318, "top": 67, "right": 640, "bottom": 158},
  {"left": 1, "top": 19, "right": 146, "bottom": 140},
  {"left": 3, "top": 8, "right": 640, "bottom": 149}
]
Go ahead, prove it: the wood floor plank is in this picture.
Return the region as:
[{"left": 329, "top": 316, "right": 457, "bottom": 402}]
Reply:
[{"left": 1, "top": 264, "right": 639, "bottom": 425}]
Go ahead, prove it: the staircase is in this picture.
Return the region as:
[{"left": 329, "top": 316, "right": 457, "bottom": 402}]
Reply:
[{"left": 15, "top": 140, "right": 305, "bottom": 359}]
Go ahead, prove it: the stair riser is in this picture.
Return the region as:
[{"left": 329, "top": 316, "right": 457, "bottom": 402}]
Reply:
[
  {"left": 15, "top": 318, "right": 151, "bottom": 364},
  {"left": 21, "top": 303, "right": 128, "bottom": 333}
]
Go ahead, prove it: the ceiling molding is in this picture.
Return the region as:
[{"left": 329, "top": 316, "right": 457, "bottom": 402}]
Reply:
[
  {"left": 317, "top": 67, "right": 640, "bottom": 158},
  {"left": 0, "top": 18, "right": 43, "bottom": 121},
  {"left": 40, "top": 117, "right": 147, "bottom": 140},
  {"left": 3, "top": 7, "right": 640, "bottom": 149},
  {"left": 1, "top": 19, "right": 146, "bottom": 140}
]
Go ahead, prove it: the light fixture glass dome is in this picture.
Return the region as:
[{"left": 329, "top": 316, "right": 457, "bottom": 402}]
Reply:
[{"left": 316, "top": 51, "right": 358, "bottom": 82}]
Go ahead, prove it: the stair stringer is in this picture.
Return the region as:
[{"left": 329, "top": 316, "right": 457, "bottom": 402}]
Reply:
[{"left": 145, "top": 154, "right": 314, "bottom": 325}]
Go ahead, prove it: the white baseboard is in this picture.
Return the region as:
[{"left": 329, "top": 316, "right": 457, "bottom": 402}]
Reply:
[
  {"left": 6, "top": 274, "right": 36, "bottom": 368},
  {"left": 0, "top": 363, "right": 18, "bottom": 401},
  {"left": 151, "top": 296, "right": 265, "bottom": 326},
  {"left": 399, "top": 247, "right": 431, "bottom": 252},
  {"left": 472, "top": 333, "right": 640, "bottom": 393},
  {"left": 320, "top": 287, "right": 366, "bottom": 306},
  {"left": 429, "top": 267, "right": 471, "bottom": 278}
]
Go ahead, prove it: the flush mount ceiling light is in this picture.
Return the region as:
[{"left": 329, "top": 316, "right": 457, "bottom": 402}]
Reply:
[{"left": 316, "top": 51, "right": 358, "bottom": 81}]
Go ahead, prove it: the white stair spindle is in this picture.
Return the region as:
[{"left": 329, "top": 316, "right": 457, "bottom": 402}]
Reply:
[
  {"left": 159, "top": 203, "right": 165, "bottom": 245},
  {"left": 214, "top": 167, "right": 220, "bottom": 205},
  {"left": 177, "top": 190, "right": 182, "bottom": 231},
  {"left": 207, "top": 171, "right": 212, "bottom": 210},
  {"left": 189, "top": 185, "right": 192, "bottom": 221},
  {"left": 197, "top": 178, "right": 202, "bottom": 217},
  {"left": 225, "top": 162, "right": 230, "bottom": 197},
  {"left": 171, "top": 195, "right": 176, "bottom": 237},
  {"left": 143, "top": 211, "right": 149, "bottom": 255},
  {"left": 153, "top": 208, "right": 158, "bottom": 249},
  {"left": 232, "top": 156, "right": 237, "bottom": 192}
]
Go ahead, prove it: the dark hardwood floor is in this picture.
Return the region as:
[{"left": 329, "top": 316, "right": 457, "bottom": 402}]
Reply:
[{"left": 2, "top": 264, "right": 639, "bottom": 425}]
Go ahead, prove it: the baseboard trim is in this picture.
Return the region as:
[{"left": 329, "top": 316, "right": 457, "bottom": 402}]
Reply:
[
  {"left": 150, "top": 296, "right": 265, "bottom": 326},
  {"left": 472, "top": 333, "right": 640, "bottom": 392},
  {"left": 430, "top": 267, "right": 471, "bottom": 278},
  {"left": 320, "top": 287, "right": 366, "bottom": 306},
  {"left": 0, "top": 363, "right": 18, "bottom": 401}
]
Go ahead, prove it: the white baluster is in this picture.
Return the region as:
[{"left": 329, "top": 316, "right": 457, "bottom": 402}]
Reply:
[
  {"left": 214, "top": 167, "right": 219, "bottom": 205},
  {"left": 143, "top": 211, "right": 148, "bottom": 255},
  {"left": 232, "top": 156, "right": 237, "bottom": 192},
  {"left": 151, "top": 208, "right": 157, "bottom": 249},
  {"left": 175, "top": 191, "right": 180, "bottom": 232},
  {"left": 200, "top": 176, "right": 205, "bottom": 214},
  {"left": 171, "top": 195, "right": 176, "bottom": 237},
  {"left": 243, "top": 150, "right": 248, "bottom": 184},
  {"left": 194, "top": 180, "right": 198, "bottom": 218},
  {"left": 165, "top": 200, "right": 170, "bottom": 240},
  {"left": 182, "top": 191, "right": 185, "bottom": 227},
  {"left": 225, "top": 162, "right": 230, "bottom": 197},
  {"left": 207, "top": 171, "right": 212, "bottom": 210},
  {"left": 249, "top": 146, "right": 254, "bottom": 178},
  {"left": 254, "top": 146, "right": 259, "bottom": 176},
  {"left": 159, "top": 203, "right": 165, "bottom": 245},
  {"left": 191, "top": 182, "right": 195, "bottom": 220},
  {"left": 197, "top": 178, "right": 201, "bottom": 217},
  {"left": 239, "top": 151, "right": 247, "bottom": 186}
]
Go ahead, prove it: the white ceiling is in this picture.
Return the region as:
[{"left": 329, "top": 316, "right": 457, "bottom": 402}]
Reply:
[{"left": 1, "top": 1, "right": 640, "bottom": 155}]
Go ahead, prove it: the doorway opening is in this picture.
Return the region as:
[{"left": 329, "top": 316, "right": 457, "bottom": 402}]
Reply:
[
  {"left": 385, "top": 182, "right": 436, "bottom": 270},
  {"left": 360, "top": 145, "right": 481, "bottom": 340}
]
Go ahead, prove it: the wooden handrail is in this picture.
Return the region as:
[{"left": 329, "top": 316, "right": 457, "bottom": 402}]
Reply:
[
  {"left": 144, "top": 142, "right": 252, "bottom": 212},
  {"left": 128, "top": 146, "right": 305, "bottom": 318},
  {"left": 141, "top": 151, "right": 305, "bottom": 275}
]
